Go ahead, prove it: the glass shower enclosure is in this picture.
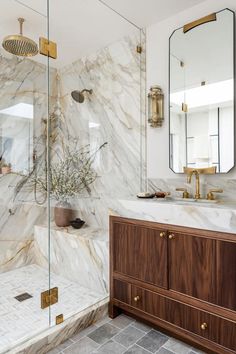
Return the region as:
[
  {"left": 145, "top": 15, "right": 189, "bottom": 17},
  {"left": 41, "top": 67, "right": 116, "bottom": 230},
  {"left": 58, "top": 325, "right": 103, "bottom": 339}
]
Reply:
[{"left": 0, "top": 1, "right": 145, "bottom": 352}]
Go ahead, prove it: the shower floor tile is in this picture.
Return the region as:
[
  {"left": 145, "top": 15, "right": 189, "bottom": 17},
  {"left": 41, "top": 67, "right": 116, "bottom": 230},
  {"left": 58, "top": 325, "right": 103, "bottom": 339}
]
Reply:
[{"left": 0, "top": 264, "right": 106, "bottom": 354}]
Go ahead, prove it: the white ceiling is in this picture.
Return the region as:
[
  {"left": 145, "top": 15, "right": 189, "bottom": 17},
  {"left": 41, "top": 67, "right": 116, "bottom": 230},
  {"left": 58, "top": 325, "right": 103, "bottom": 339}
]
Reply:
[{"left": 0, "top": 0, "right": 206, "bottom": 68}]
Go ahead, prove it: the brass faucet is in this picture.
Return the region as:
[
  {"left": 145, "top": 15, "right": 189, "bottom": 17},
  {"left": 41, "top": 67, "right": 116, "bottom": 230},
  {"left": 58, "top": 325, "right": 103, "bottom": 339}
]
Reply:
[
  {"left": 183, "top": 166, "right": 217, "bottom": 200},
  {"left": 186, "top": 169, "right": 200, "bottom": 199}
]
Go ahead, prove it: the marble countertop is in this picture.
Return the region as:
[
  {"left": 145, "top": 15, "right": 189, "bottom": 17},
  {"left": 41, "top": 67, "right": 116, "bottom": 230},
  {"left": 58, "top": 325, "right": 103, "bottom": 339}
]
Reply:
[{"left": 112, "top": 198, "right": 236, "bottom": 235}]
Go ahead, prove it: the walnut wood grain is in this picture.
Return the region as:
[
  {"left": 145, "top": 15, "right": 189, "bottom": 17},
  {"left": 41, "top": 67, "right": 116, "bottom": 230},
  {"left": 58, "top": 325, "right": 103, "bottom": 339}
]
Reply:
[
  {"left": 216, "top": 240, "right": 236, "bottom": 311},
  {"left": 109, "top": 216, "right": 236, "bottom": 353},
  {"left": 112, "top": 221, "right": 168, "bottom": 288},
  {"left": 114, "top": 280, "right": 236, "bottom": 353},
  {"left": 168, "top": 232, "right": 216, "bottom": 303},
  {"left": 113, "top": 272, "right": 236, "bottom": 321},
  {"left": 110, "top": 216, "right": 236, "bottom": 242},
  {"left": 113, "top": 299, "right": 235, "bottom": 354}
]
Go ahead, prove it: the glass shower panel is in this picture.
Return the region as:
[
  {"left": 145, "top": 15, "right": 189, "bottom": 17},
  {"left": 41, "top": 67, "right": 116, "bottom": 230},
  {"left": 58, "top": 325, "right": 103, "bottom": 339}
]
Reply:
[
  {"left": 0, "top": 1, "right": 50, "bottom": 352},
  {"left": 48, "top": 0, "right": 145, "bottom": 328}
]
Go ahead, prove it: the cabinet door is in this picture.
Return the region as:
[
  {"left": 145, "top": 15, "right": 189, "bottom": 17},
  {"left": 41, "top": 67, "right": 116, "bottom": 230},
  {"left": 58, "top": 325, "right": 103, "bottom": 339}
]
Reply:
[
  {"left": 168, "top": 232, "right": 216, "bottom": 303},
  {"left": 216, "top": 240, "right": 236, "bottom": 311},
  {"left": 112, "top": 221, "right": 168, "bottom": 288}
]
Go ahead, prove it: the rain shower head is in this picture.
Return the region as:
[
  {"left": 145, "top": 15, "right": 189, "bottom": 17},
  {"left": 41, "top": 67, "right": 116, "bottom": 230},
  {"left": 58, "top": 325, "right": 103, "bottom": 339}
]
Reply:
[
  {"left": 71, "top": 89, "right": 93, "bottom": 103},
  {"left": 2, "top": 18, "right": 38, "bottom": 57}
]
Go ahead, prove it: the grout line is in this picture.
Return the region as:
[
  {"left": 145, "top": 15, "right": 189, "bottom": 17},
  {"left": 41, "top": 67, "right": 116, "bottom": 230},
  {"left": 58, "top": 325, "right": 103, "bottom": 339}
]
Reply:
[
  {"left": 112, "top": 324, "right": 148, "bottom": 351},
  {"left": 53, "top": 316, "right": 200, "bottom": 354},
  {"left": 135, "top": 342, "right": 155, "bottom": 353},
  {"left": 130, "top": 323, "right": 152, "bottom": 334}
]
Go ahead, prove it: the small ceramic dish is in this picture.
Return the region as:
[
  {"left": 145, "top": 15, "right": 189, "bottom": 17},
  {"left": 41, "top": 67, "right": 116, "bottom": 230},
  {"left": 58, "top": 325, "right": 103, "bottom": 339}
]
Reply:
[{"left": 70, "top": 218, "right": 85, "bottom": 229}]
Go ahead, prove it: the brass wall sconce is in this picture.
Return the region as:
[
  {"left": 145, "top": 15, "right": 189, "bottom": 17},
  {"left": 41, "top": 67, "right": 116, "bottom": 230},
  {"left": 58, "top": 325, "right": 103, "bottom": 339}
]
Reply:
[{"left": 148, "top": 86, "right": 164, "bottom": 127}]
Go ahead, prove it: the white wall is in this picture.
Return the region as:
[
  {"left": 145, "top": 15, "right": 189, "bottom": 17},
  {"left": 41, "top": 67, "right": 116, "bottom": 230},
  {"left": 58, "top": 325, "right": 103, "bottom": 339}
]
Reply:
[{"left": 146, "top": 0, "right": 236, "bottom": 178}]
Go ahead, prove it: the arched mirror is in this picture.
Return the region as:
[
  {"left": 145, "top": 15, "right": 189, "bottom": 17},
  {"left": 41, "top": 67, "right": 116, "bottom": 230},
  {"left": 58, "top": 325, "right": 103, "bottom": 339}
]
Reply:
[{"left": 169, "top": 8, "right": 235, "bottom": 173}]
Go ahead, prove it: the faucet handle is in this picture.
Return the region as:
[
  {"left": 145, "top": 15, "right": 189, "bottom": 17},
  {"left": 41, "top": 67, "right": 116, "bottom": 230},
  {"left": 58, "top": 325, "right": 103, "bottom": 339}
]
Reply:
[
  {"left": 206, "top": 189, "right": 223, "bottom": 200},
  {"left": 176, "top": 188, "right": 190, "bottom": 199}
]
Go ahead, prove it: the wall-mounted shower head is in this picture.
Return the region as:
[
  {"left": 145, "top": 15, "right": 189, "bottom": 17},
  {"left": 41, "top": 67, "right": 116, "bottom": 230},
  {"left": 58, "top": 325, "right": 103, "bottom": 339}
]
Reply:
[
  {"left": 71, "top": 89, "right": 93, "bottom": 103},
  {"left": 2, "top": 18, "right": 38, "bottom": 57}
]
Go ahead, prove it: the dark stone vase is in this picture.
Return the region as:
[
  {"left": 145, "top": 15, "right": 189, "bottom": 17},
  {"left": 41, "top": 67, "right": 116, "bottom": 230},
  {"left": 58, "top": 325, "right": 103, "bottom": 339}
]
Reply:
[{"left": 54, "top": 201, "right": 73, "bottom": 227}]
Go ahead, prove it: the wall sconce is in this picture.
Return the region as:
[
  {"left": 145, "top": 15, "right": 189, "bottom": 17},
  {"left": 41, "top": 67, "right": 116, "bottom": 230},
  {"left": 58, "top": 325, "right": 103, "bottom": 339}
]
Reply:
[{"left": 148, "top": 86, "right": 164, "bottom": 127}]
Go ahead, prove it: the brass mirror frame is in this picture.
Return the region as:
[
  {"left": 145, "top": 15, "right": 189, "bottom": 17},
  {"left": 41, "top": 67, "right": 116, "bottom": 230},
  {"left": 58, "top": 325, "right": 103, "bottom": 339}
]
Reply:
[{"left": 168, "top": 8, "right": 236, "bottom": 174}]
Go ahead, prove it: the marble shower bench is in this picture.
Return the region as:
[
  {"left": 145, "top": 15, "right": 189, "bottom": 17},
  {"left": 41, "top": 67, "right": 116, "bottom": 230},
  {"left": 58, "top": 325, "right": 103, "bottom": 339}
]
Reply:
[{"left": 33, "top": 224, "right": 109, "bottom": 295}]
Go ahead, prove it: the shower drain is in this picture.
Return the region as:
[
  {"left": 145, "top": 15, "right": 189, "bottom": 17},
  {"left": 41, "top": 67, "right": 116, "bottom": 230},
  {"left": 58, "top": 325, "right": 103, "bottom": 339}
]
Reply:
[{"left": 14, "top": 293, "right": 33, "bottom": 302}]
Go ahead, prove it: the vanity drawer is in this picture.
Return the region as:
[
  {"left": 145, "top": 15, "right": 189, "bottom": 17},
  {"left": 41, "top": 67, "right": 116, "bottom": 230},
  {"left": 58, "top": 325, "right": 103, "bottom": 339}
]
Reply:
[{"left": 131, "top": 285, "right": 236, "bottom": 352}]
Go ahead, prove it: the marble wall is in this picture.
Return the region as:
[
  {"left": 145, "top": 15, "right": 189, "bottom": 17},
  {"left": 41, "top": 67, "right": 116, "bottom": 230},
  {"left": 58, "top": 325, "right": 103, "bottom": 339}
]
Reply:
[
  {"left": 0, "top": 30, "right": 146, "bottom": 276},
  {"left": 0, "top": 49, "right": 57, "bottom": 273},
  {"left": 54, "top": 31, "right": 146, "bottom": 230},
  {"left": 34, "top": 225, "right": 109, "bottom": 294}
]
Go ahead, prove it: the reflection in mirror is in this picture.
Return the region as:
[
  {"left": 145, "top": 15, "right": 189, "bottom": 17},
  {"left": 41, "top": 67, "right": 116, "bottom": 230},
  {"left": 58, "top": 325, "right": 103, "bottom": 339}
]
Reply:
[
  {"left": 169, "top": 9, "right": 235, "bottom": 173},
  {"left": 0, "top": 101, "right": 33, "bottom": 174}
]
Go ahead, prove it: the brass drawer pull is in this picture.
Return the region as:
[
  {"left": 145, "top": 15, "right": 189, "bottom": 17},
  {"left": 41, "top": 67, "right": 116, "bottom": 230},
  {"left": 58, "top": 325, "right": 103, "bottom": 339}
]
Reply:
[
  {"left": 160, "top": 232, "right": 165, "bottom": 238},
  {"left": 134, "top": 296, "right": 140, "bottom": 302},
  {"left": 200, "top": 322, "right": 208, "bottom": 330},
  {"left": 169, "top": 234, "right": 175, "bottom": 239}
]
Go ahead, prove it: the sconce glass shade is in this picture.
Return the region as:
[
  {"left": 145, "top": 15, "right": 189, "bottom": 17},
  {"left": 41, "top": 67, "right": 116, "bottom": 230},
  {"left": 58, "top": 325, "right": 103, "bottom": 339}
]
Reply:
[{"left": 148, "top": 86, "right": 164, "bottom": 127}]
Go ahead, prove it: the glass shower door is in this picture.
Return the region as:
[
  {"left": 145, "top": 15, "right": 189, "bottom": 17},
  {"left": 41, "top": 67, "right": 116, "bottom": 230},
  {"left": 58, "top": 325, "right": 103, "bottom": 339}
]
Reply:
[
  {"left": 0, "top": 1, "right": 51, "bottom": 352},
  {"left": 47, "top": 0, "right": 146, "bottom": 331}
]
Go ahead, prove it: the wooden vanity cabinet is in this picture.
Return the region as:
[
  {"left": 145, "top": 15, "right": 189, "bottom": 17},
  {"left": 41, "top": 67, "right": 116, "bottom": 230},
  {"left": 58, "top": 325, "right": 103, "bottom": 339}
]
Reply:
[
  {"left": 216, "top": 240, "right": 236, "bottom": 311},
  {"left": 112, "top": 220, "right": 168, "bottom": 288},
  {"left": 168, "top": 231, "right": 216, "bottom": 303},
  {"left": 109, "top": 216, "right": 236, "bottom": 354}
]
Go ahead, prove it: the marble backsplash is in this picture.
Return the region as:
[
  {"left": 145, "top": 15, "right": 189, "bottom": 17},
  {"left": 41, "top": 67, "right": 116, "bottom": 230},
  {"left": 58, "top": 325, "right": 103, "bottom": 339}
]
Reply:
[{"left": 148, "top": 175, "right": 236, "bottom": 201}]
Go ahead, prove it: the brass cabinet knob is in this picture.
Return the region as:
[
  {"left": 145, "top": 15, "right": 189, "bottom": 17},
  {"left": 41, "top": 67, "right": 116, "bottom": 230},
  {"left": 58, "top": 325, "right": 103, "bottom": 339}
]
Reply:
[
  {"left": 169, "top": 234, "right": 175, "bottom": 239},
  {"left": 200, "top": 322, "right": 208, "bottom": 330},
  {"left": 134, "top": 296, "right": 140, "bottom": 302},
  {"left": 160, "top": 232, "right": 165, "bottom": 238}
]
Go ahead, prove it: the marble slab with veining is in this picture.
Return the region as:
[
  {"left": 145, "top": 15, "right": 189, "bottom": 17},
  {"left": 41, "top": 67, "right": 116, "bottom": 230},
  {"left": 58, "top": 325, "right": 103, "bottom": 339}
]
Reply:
[{"left": 113, "top": 198, "right": 236, "bottom": 234}]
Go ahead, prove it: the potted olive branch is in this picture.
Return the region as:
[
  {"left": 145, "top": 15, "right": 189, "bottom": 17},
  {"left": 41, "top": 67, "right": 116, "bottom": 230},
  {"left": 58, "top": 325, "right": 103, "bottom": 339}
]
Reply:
[{"left": 13, "top": 141, "right": 107, "bottom": 227}]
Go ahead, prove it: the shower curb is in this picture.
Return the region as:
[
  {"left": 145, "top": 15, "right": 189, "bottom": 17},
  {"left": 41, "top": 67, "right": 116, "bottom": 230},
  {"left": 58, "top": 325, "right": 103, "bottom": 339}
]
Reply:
[{"left": 7, "top": 297, "right": 109, "bottom": 354}]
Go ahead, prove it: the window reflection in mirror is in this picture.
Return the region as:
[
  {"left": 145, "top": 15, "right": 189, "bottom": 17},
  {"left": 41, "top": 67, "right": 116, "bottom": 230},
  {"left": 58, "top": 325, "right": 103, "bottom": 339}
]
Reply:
[
  {"left": 0, "top": 101, "right": 33, "bottom": 174},
  {"left": 169, "top": 9, "right": 235, "bottom": 173}
]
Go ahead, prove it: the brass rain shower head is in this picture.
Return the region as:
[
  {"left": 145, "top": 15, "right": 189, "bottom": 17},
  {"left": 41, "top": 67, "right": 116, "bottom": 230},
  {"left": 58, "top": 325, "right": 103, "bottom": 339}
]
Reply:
[
  {"left": 71, "top": 89, "right": 93, "bottom": 103},
  {"left": 2, "top": 18, "right": 38, "bottom": 57}
]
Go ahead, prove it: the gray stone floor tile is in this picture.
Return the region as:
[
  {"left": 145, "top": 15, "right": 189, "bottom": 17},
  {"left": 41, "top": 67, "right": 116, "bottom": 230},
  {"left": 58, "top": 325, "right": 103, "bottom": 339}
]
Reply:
[
  {"left": 93, "top": 340, "right": 126, "bottom": 353},
  {"left": 163, "top": 338, "right": 192, "bottom": 354},
  {"left": 94, "top": 316, "right": 111, "bottom": 327},
  {"left": 47, "top": 339, "right": 74, "bottom": 353},
  {"left": 70, "top": 325, "right": 97, "bottom": 342},
  {"left": 50, "top": 315, "right": 208, "bottom": 354},
  {"left": 111, "top": 314, "right": 135, "bottom": 329},
  {"left": 137, "top": 330, "right": 168, "bottom": 353},
  {"left": 155, "top": 347, "right": 174, "bottom": 354},
  {"left": 189, "top": 350, "right": 206, "bottom": 354},
  {"left": 63, "top": 336, "right": 99, "bottom": 354},
  {"left": 132, "top": 321, "right": 152, "bottom": 333},
  {"left": 124, "top": 344, "right": 151, "bottom": 353},
  {"left": 114, "top": 325, "right": 145, "bottom": 348},
  {"left": 88, "top": 323, "right": 120, "bottom": 345}
]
